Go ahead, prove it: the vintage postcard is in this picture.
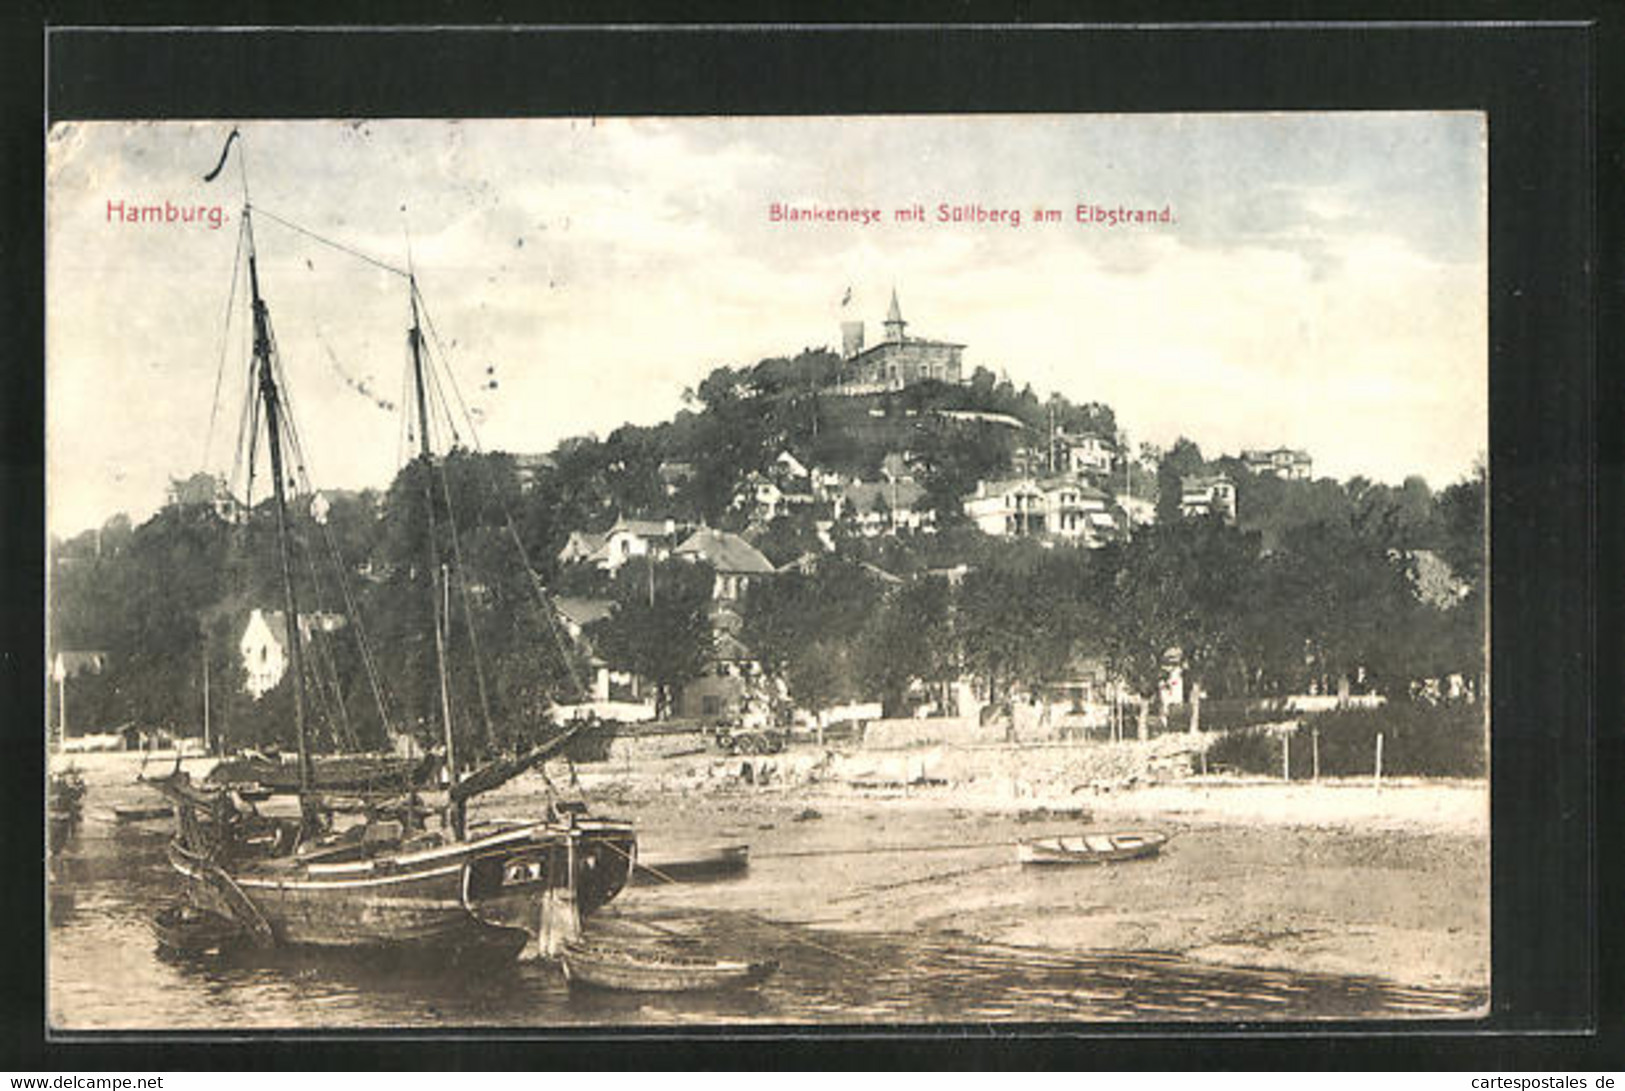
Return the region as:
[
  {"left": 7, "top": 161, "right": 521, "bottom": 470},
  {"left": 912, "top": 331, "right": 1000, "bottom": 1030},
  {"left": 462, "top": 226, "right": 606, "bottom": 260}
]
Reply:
[{"left": 45, "top": 115, "right": 1488, "bottom": 1029}]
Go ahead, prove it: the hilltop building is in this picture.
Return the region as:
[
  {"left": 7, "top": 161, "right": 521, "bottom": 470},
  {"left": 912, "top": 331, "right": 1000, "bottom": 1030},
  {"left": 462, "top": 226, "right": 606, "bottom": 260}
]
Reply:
[
  {"left": 839, "top": 291, "right": 966, "bottom": 393},
  {"left": 1242, "top": 447, "right": 1312, "bottom": 480}
]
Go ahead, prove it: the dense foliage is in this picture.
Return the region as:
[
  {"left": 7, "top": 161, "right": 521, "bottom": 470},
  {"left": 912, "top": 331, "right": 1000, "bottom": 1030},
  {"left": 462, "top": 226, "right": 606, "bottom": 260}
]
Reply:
[
  {"left": 1205, "top": 703, "right": 1486, "bottom": 779},
  {"left": 49, "top": 344, "right": 1485, "bottom": 753}
]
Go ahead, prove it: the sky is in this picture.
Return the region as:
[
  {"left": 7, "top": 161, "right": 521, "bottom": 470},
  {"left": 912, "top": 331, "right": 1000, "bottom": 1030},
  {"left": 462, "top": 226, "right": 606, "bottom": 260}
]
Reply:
[{"left": 46, "top": 114, "right": 1486, "bottom": 537}]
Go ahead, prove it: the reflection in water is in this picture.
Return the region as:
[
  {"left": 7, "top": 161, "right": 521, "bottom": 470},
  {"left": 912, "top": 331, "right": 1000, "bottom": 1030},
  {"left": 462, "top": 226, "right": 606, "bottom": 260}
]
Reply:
[{"left": 49, "top": 764, "right": 1486, "bottom": 1029}]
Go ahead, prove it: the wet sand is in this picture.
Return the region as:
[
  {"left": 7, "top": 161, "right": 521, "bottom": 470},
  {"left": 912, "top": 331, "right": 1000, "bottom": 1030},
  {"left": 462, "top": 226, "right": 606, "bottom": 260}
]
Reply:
[{"left": 495, "top": 754, "right": 1489, "bottom": 994}]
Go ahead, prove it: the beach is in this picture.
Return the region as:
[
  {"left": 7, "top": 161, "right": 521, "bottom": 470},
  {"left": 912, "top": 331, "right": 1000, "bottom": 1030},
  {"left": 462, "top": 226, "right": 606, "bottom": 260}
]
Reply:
[{"left": 505, "top": 744, "right": 1489, "bottom": 994}]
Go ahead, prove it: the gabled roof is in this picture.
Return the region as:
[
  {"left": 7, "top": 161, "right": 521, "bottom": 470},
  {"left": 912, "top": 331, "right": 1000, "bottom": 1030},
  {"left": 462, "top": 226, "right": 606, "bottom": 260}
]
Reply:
[
  {"left": 1181, "top": 473, "right": 1234, "bottom": 492},
  {"left": 246, "top": 608, "right": 346, "bottom": 650},
  {"left": 559, "top": 530, "right": 607, "bottom": 559},
  {"left": 673, "top": 528, "right": 776, "bottom": 574},
  {"left": 554, "top": 596, "right": 616, "bottom": 630}
]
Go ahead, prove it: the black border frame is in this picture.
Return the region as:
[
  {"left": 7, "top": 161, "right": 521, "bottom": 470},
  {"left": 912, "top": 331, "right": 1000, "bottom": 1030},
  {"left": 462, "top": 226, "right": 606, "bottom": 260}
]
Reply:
[{"left": 6, "top": 11, "right": 1615, "bottom": 1071}]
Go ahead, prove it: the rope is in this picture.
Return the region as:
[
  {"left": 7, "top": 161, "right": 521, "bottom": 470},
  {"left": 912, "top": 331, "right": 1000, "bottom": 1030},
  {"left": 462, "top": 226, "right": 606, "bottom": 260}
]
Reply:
[
  {"left": 251, "top": 204, "right": 410, "bottom": 279},
  {"left": 827, "top": 859, "right": 1014, "bottom": 904},
  {"left": 435, "top": 456, "right": 496, "bottom": 753},
  {"left": 202, "top": 218, "right": 246, "bottom": 473},
  {"left": 596, "top": 837, "right": 865, "bottom": 966},
  {"left": 413, "top": 284, "right": 588, "bottom": 702},
  {"left": 259, "top": 314, "right": 398, "bottom": 746},
  {"left": 753, "top": 837, "right": 1022, "bottom": 861}
]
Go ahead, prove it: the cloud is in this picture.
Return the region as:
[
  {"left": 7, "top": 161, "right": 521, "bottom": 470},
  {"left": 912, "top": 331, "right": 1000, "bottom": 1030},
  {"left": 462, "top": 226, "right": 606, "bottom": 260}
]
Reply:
[{"left": 45, "top": 115, "right": 1485, "bottom": 536}]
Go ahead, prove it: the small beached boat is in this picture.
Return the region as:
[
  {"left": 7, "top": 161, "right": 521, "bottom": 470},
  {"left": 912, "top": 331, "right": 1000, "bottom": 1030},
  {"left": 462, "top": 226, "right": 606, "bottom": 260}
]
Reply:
[
  {"left": 1015, "top": 831, "right": 1169, "bottom": 866},
  {"left": 559, "top": 941, "right": 777, "bottom": 993},
  {"left": 632, "top": 844, "right": 749, "bottom": 885},
  {"left": 151, "top": 901, "right": 245, "bottom": 954},
  {"left": 113, "top": 803, "right": 176, "bottom": 823}
]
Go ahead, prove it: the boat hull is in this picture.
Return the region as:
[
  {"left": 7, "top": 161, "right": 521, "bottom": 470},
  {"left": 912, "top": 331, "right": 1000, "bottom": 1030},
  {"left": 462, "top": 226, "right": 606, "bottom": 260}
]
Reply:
[
  {"left": 1015, "top": 831, "right": 1169, "bottom": 866},
  {"left": 632, "top": 844, "right": 749, "bottom": 885},
  {"left": 168, "top": 818, "right": 636, "bottom": 958},
  {"left": 560, "top": 943, "right": 777, "bottom": 992}
]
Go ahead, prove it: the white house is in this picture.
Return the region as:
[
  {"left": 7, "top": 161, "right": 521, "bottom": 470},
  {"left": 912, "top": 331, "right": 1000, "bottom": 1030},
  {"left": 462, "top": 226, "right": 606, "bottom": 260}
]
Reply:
[
  {"left": 1061, "top": 431, "right": 1116, "bottom": 478},
  {"left": 1242, "top": 447, "right": 1312, "bottom": 480},
  {"left": 240, "top": 608, "right": 347, "bottom": 699},
  {"left": 557, "top": 516, "right": 686, "bottom": 573},
  {"left": 965, "top": 477, "right": 1120, "bottom": 545}
]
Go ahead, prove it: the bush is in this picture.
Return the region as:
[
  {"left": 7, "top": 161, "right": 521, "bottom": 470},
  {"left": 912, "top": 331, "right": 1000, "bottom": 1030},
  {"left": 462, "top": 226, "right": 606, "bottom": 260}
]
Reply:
[
  {"left": 1206, "top": 701, "right": 1486, "bottom": 779},
  {"left": 1163, "top": 698, "right": 1292, "bottom": 734}
]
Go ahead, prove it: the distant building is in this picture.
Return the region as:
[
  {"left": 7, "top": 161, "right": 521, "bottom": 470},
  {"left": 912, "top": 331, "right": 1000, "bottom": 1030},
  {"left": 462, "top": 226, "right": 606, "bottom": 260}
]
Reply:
[
  {"left": 240, "top": 608, "right": 347, "bottom": 699},
  {"left": 1180, "top": 474, "right": 1238, "bottom": 523},
  {"left": 1242, "top": 447, "right": 1312, "bottom": 481},
  {"left": 1061, "top": 431, "right": 1116, "bottom": 478},
  {"left": 556, "top": 516, "right": 686, "bottom": 573},
  {"left": 511, "top": 453, "right": 557, "bottom": 490},
  {"left": 167, "top": 472, "right": 240, "bottom": 521},
  {"left": 673, "top": 527, "right": 776, "bottom": 600},
  {"left": 657, "top": 460, "right": 696, "bottom": 497},
  {"left": 839, "top": 291, "right": 966, "bottom": 393},
  {"left": 553, "top": 596, "right": 637, "bottom": 702},
  {"left": 965, "top": 477, "right": 1120, "bottom": 546},
  {"left": 836, "top": 479, "right": 934, "bottom": 536}
]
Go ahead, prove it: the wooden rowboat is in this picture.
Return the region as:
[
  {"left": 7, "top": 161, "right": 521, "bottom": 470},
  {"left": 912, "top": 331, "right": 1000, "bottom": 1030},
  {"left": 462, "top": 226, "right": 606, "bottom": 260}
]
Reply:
[
  {"left": 560, "top": 941, "right": 777, "bottom": 992},
  {"left": 632, "top": 844, "right": 749, "bottom": 885},
  {"left": 113, "top": 803, "right": 176, "bottom": 823},
  {"left": 1015, "top": 830, "right": 1169, "bottom": 866},
  {"left": 151, "top": 902, "right": 245, "bottom": 954}
]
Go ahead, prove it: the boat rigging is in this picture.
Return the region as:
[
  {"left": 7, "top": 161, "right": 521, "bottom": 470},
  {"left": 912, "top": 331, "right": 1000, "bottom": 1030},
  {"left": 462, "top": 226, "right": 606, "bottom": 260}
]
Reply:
[{"left": 145, "top": 128, "right": 636, "bottom": 960}]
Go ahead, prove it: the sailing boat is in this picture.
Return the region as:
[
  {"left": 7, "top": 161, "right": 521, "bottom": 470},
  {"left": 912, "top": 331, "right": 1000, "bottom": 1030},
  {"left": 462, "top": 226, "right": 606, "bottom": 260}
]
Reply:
[{"left": 145, "top": 131, "right": 636, "bottom": 959}]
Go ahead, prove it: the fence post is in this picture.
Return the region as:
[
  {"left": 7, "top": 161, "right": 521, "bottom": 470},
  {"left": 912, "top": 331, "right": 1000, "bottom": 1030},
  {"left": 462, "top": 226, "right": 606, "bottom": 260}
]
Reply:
[
  {"left": 1312, "top": 726, "right": 1320, "bottom": 782},
  {"left": 1373, "top": 731, "right": 1384, "bottom": 791},
  {"left": 1282, "top": 734, "right": 1291, "bottom": 783}
]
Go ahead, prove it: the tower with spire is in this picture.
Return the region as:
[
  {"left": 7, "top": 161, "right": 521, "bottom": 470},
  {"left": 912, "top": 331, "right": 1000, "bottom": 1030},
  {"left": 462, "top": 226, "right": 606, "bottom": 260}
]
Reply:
[
  {"left": 883, "top": 289, "right": 908, "bottom": 343},
  {"left": 837, "top": 288, "right": 966, "bottom": 393}
]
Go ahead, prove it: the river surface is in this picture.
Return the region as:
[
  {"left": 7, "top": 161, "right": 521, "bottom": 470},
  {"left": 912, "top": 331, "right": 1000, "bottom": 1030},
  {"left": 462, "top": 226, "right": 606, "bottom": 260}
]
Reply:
[{"left": 47, "top": 753, "right": 1485, "bottom": 1030}]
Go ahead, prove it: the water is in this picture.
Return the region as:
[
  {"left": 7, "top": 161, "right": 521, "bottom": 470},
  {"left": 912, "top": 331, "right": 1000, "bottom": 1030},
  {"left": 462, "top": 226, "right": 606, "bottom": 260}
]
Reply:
[{"left": 48, "top": 754, "right": 1485, "bottom": 1030}]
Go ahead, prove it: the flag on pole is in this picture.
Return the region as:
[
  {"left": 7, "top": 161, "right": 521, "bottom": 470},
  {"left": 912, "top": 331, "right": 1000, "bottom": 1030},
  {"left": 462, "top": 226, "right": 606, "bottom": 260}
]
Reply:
[
  {"left": 202, "top": 128, "right": 241, "bottom": 183},
  {"left": 840, "top": 286, "right": 852, "bottom": 307}
]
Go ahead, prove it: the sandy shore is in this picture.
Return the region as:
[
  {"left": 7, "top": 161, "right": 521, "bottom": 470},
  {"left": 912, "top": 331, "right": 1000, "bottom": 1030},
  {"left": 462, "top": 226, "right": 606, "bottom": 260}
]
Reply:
[
  {"left": 496, "top": 750, "right": 1489, "bottom": 993},
  {"left": 55, "top": 746, "right": 1488, "bottom": 994}
]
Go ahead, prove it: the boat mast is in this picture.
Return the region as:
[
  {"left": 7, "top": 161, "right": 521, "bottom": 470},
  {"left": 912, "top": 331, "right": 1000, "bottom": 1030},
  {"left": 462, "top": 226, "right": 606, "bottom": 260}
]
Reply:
[
  {"left": 408, "top": 281, "right": 463, "bottom": 839},
  {"left": 245, "top": 209, "right": 316, "bottom": 800}
]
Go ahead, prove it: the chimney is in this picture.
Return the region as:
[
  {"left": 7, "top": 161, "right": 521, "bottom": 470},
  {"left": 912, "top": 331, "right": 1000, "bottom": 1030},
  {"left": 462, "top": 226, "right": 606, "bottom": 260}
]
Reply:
[{"left": 841, "top": 321, "right": 866, "bottom": 359}]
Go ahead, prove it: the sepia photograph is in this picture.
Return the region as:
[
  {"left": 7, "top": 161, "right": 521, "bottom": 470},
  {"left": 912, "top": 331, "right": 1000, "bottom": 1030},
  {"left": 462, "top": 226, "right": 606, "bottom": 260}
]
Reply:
[{"left": 44, "top": 114, "right": 1489, "bottom": 1029}]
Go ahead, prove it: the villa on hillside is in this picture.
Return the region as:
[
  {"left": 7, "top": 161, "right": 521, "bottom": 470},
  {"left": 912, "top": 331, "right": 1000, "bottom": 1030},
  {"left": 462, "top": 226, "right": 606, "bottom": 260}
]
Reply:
[
  {"left": 673, "top": 527, "right": 776, "bottom": 601},
  {"left": 837, "top": 291, "right": 966, "bottom": 394},
  {"left": 556, "top": 515, "right": 687, "bottom": 574},
  {"left": 964, "top": 477, "right": 1121, "bottom": 546},
  {"left": 1242, "top": 447, "right": 1313, "bottom": 481},
  {"left": 836, "top": 479, "right": 934, "bottom": 536},
  {"left": 1179, "top": 474, "right": 1238, "bottom": 523}
]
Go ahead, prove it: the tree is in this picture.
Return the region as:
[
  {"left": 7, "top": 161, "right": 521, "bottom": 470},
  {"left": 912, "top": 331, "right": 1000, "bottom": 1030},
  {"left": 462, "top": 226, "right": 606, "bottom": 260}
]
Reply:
[
  {"left": 741, "top": 556, "right": 883, "bottom": 727},
  {"left": 1155, "top": 437, "right": 1205, "bottom": 524},
  {"left": 859, "top": 576, "right": 954, "bottom": 716},
  {"left": 585, "top": 559, "right": 715, "bottom": 719}
]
